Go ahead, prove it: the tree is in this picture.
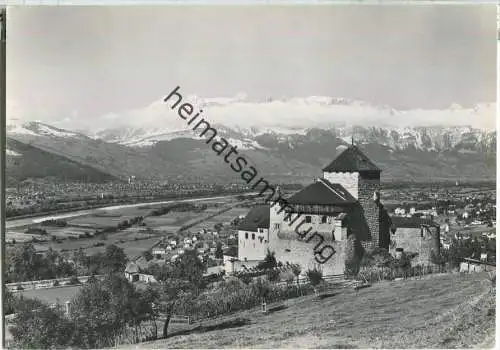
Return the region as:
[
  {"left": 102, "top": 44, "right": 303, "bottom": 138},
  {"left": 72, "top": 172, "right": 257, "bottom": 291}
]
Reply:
[
  {"left": 142, "top": 250, "right": 153, "bottom": 262},
  {"left": 3, "top": 286, "right": 16, "bottom": 315},
  {"left": 104, "top": 244, "right": 128, "bottom": 274},
  {"left": 360, "top": 248, "right": 394, "bottom": 268},
  {"left": 306, "top": 267, "right": 323, "bottom": 296},
  {"left": 251, "top": 278, "right": 272, "bottom": 305},
  {"left": 215, "top": 241, "right": 224, "bottom": 259},
  {"left": 10, "top": 302, "right": 74, "bottom": 349},
  {"left": 257, "top": 249, "right": 277, "bottom": 270},
  {"left": 267, "top": 269, "right": 281, "bottom": 283},
  {"left": 168, "top": 249, "right": 207, "bottom": 290},
  {"left": 150, "top": 251, "right": 206, "bottom": 338},
  {"left": 290, "top": 264, "right": 302, "bottom": 293},
  {"left": 8, "top": 243, "right": 45, "bottom": 282},
  {"left": 69, "top": 274, "right": 149, "bottom": 348}
]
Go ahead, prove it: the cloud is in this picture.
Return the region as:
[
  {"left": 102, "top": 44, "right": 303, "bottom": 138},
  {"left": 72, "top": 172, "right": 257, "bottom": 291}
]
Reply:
[{"left": 90, "top": 93, "right": 496, "bottom": 133}]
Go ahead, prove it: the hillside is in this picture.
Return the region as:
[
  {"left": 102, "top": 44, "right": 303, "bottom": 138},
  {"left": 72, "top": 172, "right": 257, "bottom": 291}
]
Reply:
[
  {"left": 139, "top": 273, "right": 495, "bottom": 349},
  {"left": 5, "top": 138, "right": 119, "bottom": 186}
]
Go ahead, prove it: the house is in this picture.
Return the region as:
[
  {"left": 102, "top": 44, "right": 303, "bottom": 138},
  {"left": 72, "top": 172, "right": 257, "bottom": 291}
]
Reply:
[
  {"left": 152, "top": 247, "right": 167, "bottom": 256},
  {"left": 124, "top": 261, "right": 157, "bottom": 284},
  {"left": 124, "top": 262, "right": 140, "bottom": 282},
  {"left": 238, "top": 145, "right": 392, "bottom": 275},
  {"left": 460, "top": 258, "right": 496, "bottom": 273}
]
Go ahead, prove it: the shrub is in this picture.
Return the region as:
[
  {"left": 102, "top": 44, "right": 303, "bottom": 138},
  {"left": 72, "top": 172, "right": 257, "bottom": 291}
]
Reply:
[
  {"left": 16, "top": 284, "right": 24, "bottom": 291},
  {"left": 267, "top": 269, "right": 281, "bottom": 283},
  {"left": 306, "top": 267, "right": 323, "bottom": 290},
  {"left": 68, "top": 276, "right": 81, "bottom": 285},
  {"left": 239, "top": 274, "right": 253, "bottom": 285},
  {"left": 53, "top": 280, "right": 60, "bottom": 287}
]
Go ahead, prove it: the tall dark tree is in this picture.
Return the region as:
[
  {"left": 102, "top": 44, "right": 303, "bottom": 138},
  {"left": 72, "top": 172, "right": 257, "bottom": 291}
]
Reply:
[
  {"left": 215, "top": 241, "right": 224, "bottom": 259},
  {"left": 104, "top": 244, "right": 128, "bottom": 274}
]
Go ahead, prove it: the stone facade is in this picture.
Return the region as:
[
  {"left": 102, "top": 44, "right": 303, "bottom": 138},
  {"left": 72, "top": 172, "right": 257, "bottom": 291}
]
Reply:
[
  {"left": 358, "top": 173, "right": 381, "bottom": 249},
  {"left": 389, "top": 225, "right": 440, "bottom": 266},
  {"left": 267, "top": 202, "right": 348, "bottom": 275}
]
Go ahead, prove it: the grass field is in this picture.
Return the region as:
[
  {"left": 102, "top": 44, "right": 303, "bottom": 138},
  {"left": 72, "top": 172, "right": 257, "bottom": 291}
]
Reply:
[{"left": 139, "top": 273, "right": 495, "bottom": 349}]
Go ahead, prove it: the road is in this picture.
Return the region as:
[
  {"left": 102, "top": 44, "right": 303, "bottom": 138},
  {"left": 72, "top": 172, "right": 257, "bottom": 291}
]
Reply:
[{"left": 6, "top": 193, "right": 257, "bottom": 229}]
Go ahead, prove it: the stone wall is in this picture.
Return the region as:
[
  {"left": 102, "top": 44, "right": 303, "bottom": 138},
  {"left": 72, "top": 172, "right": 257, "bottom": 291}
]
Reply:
[
  {"left": 390, "top": 226, "right": 440, "bottom": 266},
  {"left": 358, "top": 176, "right": 380, "bottom": 249},
  {"left": 323, "top": 171, "right": 359, "bottom": 199},
  {"left": 269, "top": 238, "right": 347, "bottom": 275},
  {"left": 269, "top": 202, "right": 348, "bottom": 275}
]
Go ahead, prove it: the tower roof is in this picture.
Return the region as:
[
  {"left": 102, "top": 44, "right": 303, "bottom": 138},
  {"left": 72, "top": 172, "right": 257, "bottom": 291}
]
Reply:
[{"left": 322, "top": 145, "right": 381, "bottom": 173}]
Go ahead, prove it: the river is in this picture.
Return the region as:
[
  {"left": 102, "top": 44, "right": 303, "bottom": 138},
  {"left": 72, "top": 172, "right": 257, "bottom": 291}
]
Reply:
[{"left": 6, "top": 193, "right": 256, "bottom": 229}]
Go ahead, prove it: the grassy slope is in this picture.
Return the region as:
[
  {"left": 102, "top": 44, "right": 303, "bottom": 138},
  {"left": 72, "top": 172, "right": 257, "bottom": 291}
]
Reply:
[
  {"left": 6, "top": 138, "right": 118, "bottom": 185},
  {"left": 141, "top": 273, "right": 495, "bottom": 349}
]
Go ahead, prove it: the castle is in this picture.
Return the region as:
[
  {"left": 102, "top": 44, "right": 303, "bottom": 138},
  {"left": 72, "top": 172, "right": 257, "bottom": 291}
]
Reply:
[{"left": 238, "top": 145, "right": 393, "bottom": 275}]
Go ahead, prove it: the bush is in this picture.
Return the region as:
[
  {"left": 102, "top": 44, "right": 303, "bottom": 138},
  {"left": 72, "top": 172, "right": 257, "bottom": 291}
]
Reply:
[
  {"left": 16, "top": 284, "right": 24, "bottom": 291},
  {"left": 68, "top": 276, "right": 81, "bottom": 285},
  {"left": 53, "top": 280, "right": 60, "bottom": 287},
  {"left": 306, "top": 267, "right": 323, "bottom": 287},
  {"left": 267, "top": 269, "right": 281, "bottom": 283}
]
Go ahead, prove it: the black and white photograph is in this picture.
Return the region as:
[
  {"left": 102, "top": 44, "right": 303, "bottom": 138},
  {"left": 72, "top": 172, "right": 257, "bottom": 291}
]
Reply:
[{"left": 1, "top": 3, "right": 497, "bottom": 349}]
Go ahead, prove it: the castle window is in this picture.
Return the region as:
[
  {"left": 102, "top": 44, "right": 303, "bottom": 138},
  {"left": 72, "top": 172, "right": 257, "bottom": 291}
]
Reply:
[
  {"left": 273, "top": 223, "right": 281, "bottom": 230},
  {"left": 321, "top": 216, "right": 327, "bottom": 224},
  {"left": 305, "top": 216, "right": 312, "bottom": 223},
  {"left": 245, "top": 233, "right": 248, "bottom": 239},
  {"left": 252, "top": 233, "right": 255, "bottom": 240}
]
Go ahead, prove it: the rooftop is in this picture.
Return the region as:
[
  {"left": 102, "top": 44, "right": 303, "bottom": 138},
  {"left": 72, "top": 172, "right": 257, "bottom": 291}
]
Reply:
[
  {"left": 238, "top": 205, "right": 270, "bottom": 231},
  {"left": 322, "top": 145, "right": 381, "bottom": 173},
  {"left": 287, "top": 178, "right": 357, "bottom": 206}
]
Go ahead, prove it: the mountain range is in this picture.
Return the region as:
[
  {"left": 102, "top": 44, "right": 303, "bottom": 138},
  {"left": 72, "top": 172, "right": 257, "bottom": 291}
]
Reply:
[{"left": 6, "top": 96, "right": 496, "bottom": 185}]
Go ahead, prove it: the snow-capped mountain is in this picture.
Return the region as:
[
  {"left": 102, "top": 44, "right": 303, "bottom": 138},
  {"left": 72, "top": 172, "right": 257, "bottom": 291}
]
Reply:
[
  {"left": 67, "top": 94, "right": 495, "bottom": 150},
  {"left": 5, "top": 96, "right": 496, "bottom": 183}
]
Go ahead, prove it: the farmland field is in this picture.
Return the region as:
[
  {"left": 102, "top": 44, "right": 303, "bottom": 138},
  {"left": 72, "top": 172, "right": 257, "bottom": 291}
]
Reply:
[
  {"left": 138, "top": 272, "right": 495, "bottom": 349},
  {"left": 14, "top": 285, "right": 82, "bottom": 305}
]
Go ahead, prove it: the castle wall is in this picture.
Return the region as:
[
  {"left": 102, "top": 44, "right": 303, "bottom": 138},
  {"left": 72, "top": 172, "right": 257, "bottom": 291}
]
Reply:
[
  {"left": 389, "top": 226, "right": 440, "bottom": 266},
  {"left": 323, "top": 172, "right": 359, "bottom": 199},
  {"left": 269, "top": 239, "right": 347, "bottom": 275},
  {"left": 268, "top": 202, "right": 348, "bottom": 275},
  {"left": 238, "top": 229, "right": 269, "bottom": 261}
]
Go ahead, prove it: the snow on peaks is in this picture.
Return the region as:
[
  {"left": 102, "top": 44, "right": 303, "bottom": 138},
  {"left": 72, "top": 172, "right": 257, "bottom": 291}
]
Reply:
[{"left": 7, "top": 121, "right": 80, "bottom": 138}]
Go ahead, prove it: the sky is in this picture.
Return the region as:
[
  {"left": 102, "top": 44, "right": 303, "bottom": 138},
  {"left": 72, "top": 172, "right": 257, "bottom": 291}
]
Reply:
[{"left": 6, "top": 5, "right": 497, "bottom": 127}]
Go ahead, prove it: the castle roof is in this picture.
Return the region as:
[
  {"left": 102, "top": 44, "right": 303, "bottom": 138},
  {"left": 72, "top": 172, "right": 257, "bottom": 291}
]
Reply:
[
  {"left": 238, "top": 205, "right": 270, "bottom": 231},
  {"left": 322, "top": 145, "right": 381, "bottom": 173},
  {"left": 286, "top": 178, "right": 357, "bottom": 205}
]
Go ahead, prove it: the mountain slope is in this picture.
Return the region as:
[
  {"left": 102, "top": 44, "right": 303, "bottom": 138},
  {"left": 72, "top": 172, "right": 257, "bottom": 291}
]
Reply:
[{"left": 6, "top": 138, "right": 119, "bottom": 185}]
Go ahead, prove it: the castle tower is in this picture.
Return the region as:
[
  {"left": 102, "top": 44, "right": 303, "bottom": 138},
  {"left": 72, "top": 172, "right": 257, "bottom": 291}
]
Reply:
[{"left": 322, "top": 145, "right": 382, "bottom": 249}]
